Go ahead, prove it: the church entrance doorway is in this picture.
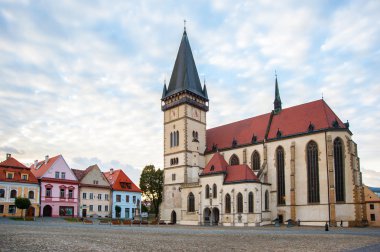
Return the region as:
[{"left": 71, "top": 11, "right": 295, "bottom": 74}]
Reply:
[
  {"left": 203, "top": 208, "right": 211, "bottom": 225},
  {"left": 171, "top": 210, "right": 176, "bottom": 224},
  {"left": 211, "top": 208, "right": 220, "bottom": 225},
  {"left": 43, "top": 205, "right": 52, "bottom": 217}
]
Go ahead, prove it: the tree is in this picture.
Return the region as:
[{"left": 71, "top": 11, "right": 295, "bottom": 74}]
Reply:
[
  {"left": 139, "top": 165, "right": 163, "bottom": 218},
  {"left": 15, "top": 197, "right": 31, "bottom": 219},
  {"left": 115, "top": 205, "right": 121, "bottom": 218}
]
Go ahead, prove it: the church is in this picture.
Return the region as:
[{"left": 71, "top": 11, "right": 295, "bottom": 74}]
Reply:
[{"left": 160, "top": 28, "right": 366, "bottom": 227}]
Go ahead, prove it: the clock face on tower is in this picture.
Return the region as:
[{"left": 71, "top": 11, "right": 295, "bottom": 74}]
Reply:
[
  {"left": 192, "top": 108, "right": 200, "bottom": 120},
  {"left": 170, "top": 108, "right": 178, "bottom": 120}
]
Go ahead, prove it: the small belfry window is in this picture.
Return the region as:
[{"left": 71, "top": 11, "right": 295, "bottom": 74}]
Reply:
[
  {"left": 252, "top": 151, "right": 261, "bottom": 171},
  {"left": 230, "top": 154, "right": 240, "bottom": 165},
  {"left": 248, "top": 192, "right": 254, "bottom": 213},
  {"left": 188, "top": 192, "right": 195, "bottom": 212},
  {"left": 212, "top": 184, "right": 217, "bottom": 199},
  {"left": 265, "top": 190, "right": 269, "bottom": 211},
  {"left": 237, "top": 193, "right": 243, "bottom": 213},
  {"left": 205, "top": 185, "right": 210, "bottom": 199},
  {"left": 225, "top": 194, "right": 231, "bottom": 213}
]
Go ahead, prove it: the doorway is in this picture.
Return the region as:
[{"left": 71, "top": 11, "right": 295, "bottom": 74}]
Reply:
[
  {"left": 43, "top": 205, "right": 52, "bottom": 217},
  {"left": 82, "top": 209, "right": 87, "bottom": 218},
  {"left": 171, "top": 210, "right": 177, "bottom": 224},
  {"left": 26, "top": 206, "right": 35, "bottom": 217},
  {"left": 203, "top": 208, "right": 211, "bottom": 225},
  {"left": 211, "top": 208, "right": 220, "bottom": 225}
]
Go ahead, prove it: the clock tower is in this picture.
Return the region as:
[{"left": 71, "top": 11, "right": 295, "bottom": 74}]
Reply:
[{"left": 160, "top": 28, "right": 209, "bottom": 223}]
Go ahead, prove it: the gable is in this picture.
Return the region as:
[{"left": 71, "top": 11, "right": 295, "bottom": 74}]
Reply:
[
  {"left": 81, "top": 165, "right": 110, "bottom": 186},
  {"left": 42, "top": 156, "right": 77, "bottom": 181}
]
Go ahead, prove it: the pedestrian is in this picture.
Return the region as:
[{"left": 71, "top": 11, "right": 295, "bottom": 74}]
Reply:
[
  {"left": 340, "top": 220, "right": 343, "bottom": 227},
  {"left": 325, "top": 222, "right": 329, "bottom": 231},
  {"left": 297, "top": 219, "right": 300, "bottom": 227}
]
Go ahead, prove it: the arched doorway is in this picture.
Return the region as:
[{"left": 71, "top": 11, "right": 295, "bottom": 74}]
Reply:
[
  {"left": 203, "top": 208, "right": 211, "bottom": 225},
  {"left": 43, "top": 205, "right": 52, "bottom": 217},
  {"left": 171, "top": 210, "right": 176, "bottom": 224},
  {"left": 211, "top": 208, "right": 220, "bottom": 225},
  {"left": 26, "top": 206, "right": 35, "bottom": 217}
]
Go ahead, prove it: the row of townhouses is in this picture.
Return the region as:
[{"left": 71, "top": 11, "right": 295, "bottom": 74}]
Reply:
[{"left": 0, "top": 153, "right": 141, "bottom": 219}]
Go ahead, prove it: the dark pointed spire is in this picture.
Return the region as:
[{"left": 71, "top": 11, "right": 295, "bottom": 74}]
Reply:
[
  {"left": 273, "top": 72, "right": 282, "bottom": 113},
  {"left": 162, "top": 29, "right": 207, "bottom": 101},
  {"left": 161, "top": 79, "right": 167, "bottom": 99}
]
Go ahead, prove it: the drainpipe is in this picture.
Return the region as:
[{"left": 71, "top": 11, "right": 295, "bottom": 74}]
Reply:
[{"left": 325, "top": 132, "right": 331, "bottom": 225}]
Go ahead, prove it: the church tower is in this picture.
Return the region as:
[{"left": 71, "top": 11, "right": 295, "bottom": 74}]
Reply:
[{"left": 160, "top": 28, "right": 208, "bottom": 223}]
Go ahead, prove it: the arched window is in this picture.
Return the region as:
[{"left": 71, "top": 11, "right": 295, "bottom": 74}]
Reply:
[
  {"left": 307, "top": 141, "right": 320, "bottom": 203},
  {"left": 173, "top": 132, "right": 177, "bottom": 147},
  {"left": 237, "top": 193, "right": 243, "bottom": 213},
  {"left": 212, "top": 184, "right": 217, "bottom": 198},
  {"left": 0, "top": 189, "right": 4, "bottom": 198},
  {"left": 230, "top": 154, "right": 240, "bottom": 165},
  {"left": 334, "top": 138, "right": 345, "bottom": 202},
  {"left": 176, "top": 131, "right": 179, "bottom": 146},
  {"left": 252, "top": 151, "right": 261, "bottom": 170},
  {"left": 265, "top": 190, "right": 269, "bottom": 211},
  {"left": 188, "top": 192, "right": 195, "bottom": 212},
  {"left": 10, "top": 189, "right": 17, "bottom": 198},
  {"left": 205, "top": 185, "right": 210, "bottom": 199},
  {"left": 276, "top": 146, "right": 285, "bottom": 205},
  {"left": 225, "top": 194, "right": 231, "bottom": 213},
  {"left": 170, "top": 132, "right": 173, "bottom": 147},
  {"left": 248, "top": 192, "right": 254, "bottom": 213},
  {"left": 28, "top": 191, "right": 34, "bottom": 199}
]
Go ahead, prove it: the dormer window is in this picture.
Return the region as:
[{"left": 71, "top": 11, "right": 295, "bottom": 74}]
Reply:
[
  {"left": 332, "top": 119, "right": 340, "bottom": 128},
  {"left": 120, "top": 182, "right": 126, "bottom": 188},
  {"left": 232, "top": 139, "right": 237, "bottom": 147},
  {"left": 212, "top": 144, "right": 218, "bottom": 152},
  {"left": 210, "top": 165, "right": 215, "bottom": 171},
  {"left": 276, "top": 129, "right": 282, "bottom": 138},
  {"left": 251, "top": 135, "right": 257, "bottom": 143},
  {"left": 21, "top": 174, "right": 28, "bottom": 180},
  {"left": 308, "top": 122, "right": 315, "bottom": 132},
  {"left": 6, "top": 172, "right": 14, "bottom": 179}
]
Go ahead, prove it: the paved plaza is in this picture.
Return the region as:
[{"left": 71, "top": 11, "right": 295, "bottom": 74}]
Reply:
[{"left": 0, "top": 218, "right": 380, "bottom": 251}]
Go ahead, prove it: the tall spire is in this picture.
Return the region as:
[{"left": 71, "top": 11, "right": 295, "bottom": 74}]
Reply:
[
  {"left": 273, "top": 72, "right": 282, "bottom": 113},
  {"left": 162, "top": 28, "right": 208, "bottom": 101}
]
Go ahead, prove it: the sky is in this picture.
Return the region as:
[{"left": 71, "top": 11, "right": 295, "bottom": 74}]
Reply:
[{"left": 0, "top": 0, "right": 379, "bottom": 186}]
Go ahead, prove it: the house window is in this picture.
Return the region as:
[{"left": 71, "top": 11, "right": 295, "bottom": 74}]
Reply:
[
  {"left": 370, "top": 214, "right": 376, "bottom": 221},
  {"left": 276, "top": 146, "right": 286, "bottom": 205},
  {"left": 93, "top": 180, "right": 98, "bottom": 185},
  {"left": 229, "top": 154, "right": 240, "bottom": 165},
  {"left": 98, "top": 194, "right": 102, "bottom": 200},
  {"left": 252, "top": 151, "right": 261, "bottom": 171},
  {"left": 172, "top": 173, "right": 176, "bottom": 181},
  {"left": 90, "top": 193, "right": 93, "bottom": 200},
  {"left": 0, "top": 189, "right": 5, "bottom": 198},
  {"left": 205, "top": 185, "right": 210, "bottom": 199},
  {"left": 105, "top": 205, "right": 108, "bottom": 212},
  {"left": 132, "top": 208, "right": 135, "bottom": 218},
  {"left": 126, "top": 195, "right": 129, "bottom": 202},
  {"left": 89, "top": 205, "right": 93, "bottom": 211},
  {"left": 68, "top": 190, "right": 73, "bottom": 199},
  {"left": 7, "top": 173, "right": 14, "bottom": 179},
  {"left": 28, "top": 191, "right": 34, "bottom": 199},
  {"left": 307, "top": 141, "right": 320, "bottom": 203},
  {"left": 225, "top": 194, "right": 231, "bottom": 213},
  {"left": 8, "top": 205, "right": 16, "bottom": 214},
  {"left": 55, "top": 172, "right": 59, "bottom": 178},
  {"left": 60, "top": 189, "right": 65, "bottom": 198},
  {"left": 265, "top": 190, "right": 269, "bottom": 211},
  {"left": 187, "top": 192, "right": 195, "bottom": 212},
  {"left": 133, "top": 196, "right": 136, "bottom": 203},
  {"left": 105, "top": 194, "right": 109, "bottom": 201},
  {"left": 212, "top": 184, "right": 217, "bottom": 199},
  {"left": 0, "top": 205, "right": 4, "bottom": 214},
  {"left": 61, "top": 172, "right": 65, "bottom": 179},
  {"left": 248, "top": 192, "right": 254, "bottom": 213},
  {"left": 46, "top": 188, "right": 52, "bottom": 197},
  {"left": 10, "top": 189, "right": 17, "bottom": 198},
  {"left": 170, "top": 131, "right": 180, "bottom": 147},
  {"left": 83, "top": 193, "right": 87, "bottom": 199},
  {"left": 125, "top": 208, "right": 130, "bottom": 219},
  {"left": 21, "top": 174, "right": 28, "bottom": 180},
  {"left": 116, "top": 195, "right": 121, "bottom": 202},
  {"left": 334, "top": 138, "right": 345, "bottom": 202},
  {"left": 237, "top": 193, "right": 243, "bottom": 213},
  {"left": 370, "top": 204, "right": 374, "bottom": 210},
  {"left": 98, "top": 205, "right": 102, "bottom": 212}
]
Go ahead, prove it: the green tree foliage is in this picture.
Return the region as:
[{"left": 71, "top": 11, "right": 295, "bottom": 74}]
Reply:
[
  {"left": 14, "top": 197, "right": 31, "bottom": 219},
  {"left": 139, "top": 165, "right": 163, "bottom": 217}
]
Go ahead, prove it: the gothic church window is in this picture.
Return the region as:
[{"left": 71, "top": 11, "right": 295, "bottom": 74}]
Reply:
[
  {"left": 205, "top": 185, "right": 210, "bottom": 199},
  {"left": 170, "top": 132, "right": 173, "bottom": 147},
  {"left": 265, "top": 190, "right": 269, "bottom": 211},
  {"left": 334, "top": 138, "right": 345, "bottom": 202},
  {"left": 188, "top": 192, "right": 195, "bottom": 212},
  {"left": 252, "top": 151, "right": 260, "bottom": 171},
  {"left": 230, "top": 154, "right": 240, "bottom": 165},
  {"left": 225, "top": 194, "right": 231, "bottom": 213},
  {"left": 248, "top": 192, "right": 254, "bottom": 213},
  {"left": 237, "top": 193, "right": 243, "bottom": 213},
  {"left": 307, "top": 141, "right": 320, "bottom": 203},
  {"left": 276, "top": 146, "right": 285, "bottom": 205},
  {"left": 176, "top": 131, "right": 179, "bottom": 146},
  {"left": 212, "top": 184, "right": 217, "bottom": 198}
]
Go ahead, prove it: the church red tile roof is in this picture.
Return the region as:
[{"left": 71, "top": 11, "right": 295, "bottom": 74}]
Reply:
[
  {"left": 0, "top": 155, "right": 38, "bottom": 184},
  {"left": 30, "top": 155, "right": 61, "bottom": 178},
  {"left": 103, "top": 169, "right": 141, "bottom": 193},
  {"left": 206, "top": 99, "right": 347, "bottom": 151},
  {"left": 202, "top": 152, "right": 228, "bottom": 174}
]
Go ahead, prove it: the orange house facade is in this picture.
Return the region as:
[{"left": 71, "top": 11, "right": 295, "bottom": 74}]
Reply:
[{"left": 0, "top": 154, "right": 40, "bottom": 217}]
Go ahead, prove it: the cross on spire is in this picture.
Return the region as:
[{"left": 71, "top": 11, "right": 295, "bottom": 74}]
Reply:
[{"left": 184, "top": 19, "right": 186, "bottom": 33}]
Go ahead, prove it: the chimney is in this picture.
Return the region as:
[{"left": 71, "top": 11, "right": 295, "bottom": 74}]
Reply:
[
  {"left": 6, "top": 153, "right": 11, "bottom": 160},
  {"left": 110, "top": 168, "right": 114, "bottom": 175},
  {"left": 34, "top": 160, "right": 38, "bottom": 168},
  {"left": 45, "top": 155, "right": 49, "bottom": 164}
]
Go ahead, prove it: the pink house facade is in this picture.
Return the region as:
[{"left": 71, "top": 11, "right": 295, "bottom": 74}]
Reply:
[{"left": 31, "top": 155, "right": 79, "bottom": 217}]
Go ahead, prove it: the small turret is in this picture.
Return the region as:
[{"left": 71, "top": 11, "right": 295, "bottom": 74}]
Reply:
[{"left": 273, "top": 73, "right": 282, "bottom": 114}]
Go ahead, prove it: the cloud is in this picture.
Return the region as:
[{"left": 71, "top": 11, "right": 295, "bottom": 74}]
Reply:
[{"left": 362, "top": 168, "right": 380, "bottom": 187}]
